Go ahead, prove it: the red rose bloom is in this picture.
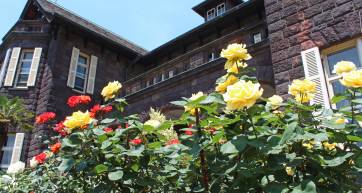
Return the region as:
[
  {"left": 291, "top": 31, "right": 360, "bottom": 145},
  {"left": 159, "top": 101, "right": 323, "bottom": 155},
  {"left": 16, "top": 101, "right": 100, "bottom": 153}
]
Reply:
[
  {"left": 166, "top": 139, "right": 180, "bottom": 146},
  {"left": 130, "top": 138, "right": 142, "bottom": 145},
  {"left": 103, "top": 127, "right": 113, "bottom": 133},
  {"left": 90, "top": 104, "right": 113, "bottom": 118},
  {"left": 125, "top": 123, "right": 129, "bottom": 128},
  {"left": 35, "top": 112, "right": 56, "bottom": 124},
  {"left": 185, "top": 130, "right": 193, "bottom": 136},
  {"left": 50, "top": 142, "right": 61, "bottom": 153},
  {"left": 102, "top": 105, "right": 113, "bottom": 113},
  {"left": 54, "top": 121, "right": 68, "bottom": 136},
  {"left": 35, "top": 152, "right": 47, "bottom": 164},
  {"left": 67, "top": 95, "right": 91, "bottom": 108}
]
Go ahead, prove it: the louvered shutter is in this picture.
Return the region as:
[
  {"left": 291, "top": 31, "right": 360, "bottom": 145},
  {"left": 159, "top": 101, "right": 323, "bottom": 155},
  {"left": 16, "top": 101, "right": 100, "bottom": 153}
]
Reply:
[
  {"left": 10, "top": 133, "right": 24, "bottom": 164},
  {"left": 27, "top": 47, "right": 42, "bottom": 87},
  {"left": 4, "top": 47, "right": 21, "bottom": 87},
  {"left": 301, "top": 47, "right": 331, "bottom": 108},
  {"left": 86, "top": 55, "right": 98, "bottom": 94},
  {"left": 0, "top": 49, "right": 12, "bottom": 87},
  {"left": 67, "top": 47, "right": 80, "bottom": 88}
]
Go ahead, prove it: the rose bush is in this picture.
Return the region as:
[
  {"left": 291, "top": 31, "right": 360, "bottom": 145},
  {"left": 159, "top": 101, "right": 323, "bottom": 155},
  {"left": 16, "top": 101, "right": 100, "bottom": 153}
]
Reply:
[{"left": 1, "top": 43, "right": 362, "bottom": 193}]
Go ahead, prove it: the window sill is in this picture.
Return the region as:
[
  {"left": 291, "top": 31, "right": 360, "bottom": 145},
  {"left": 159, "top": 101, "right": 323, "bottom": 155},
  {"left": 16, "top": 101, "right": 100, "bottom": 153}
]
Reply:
[
  {"left": 7, "top": 87, "right": 29, "bottom": 91},
  {"left": 71, "top": 88, "right": 87, "bottom": 94}
]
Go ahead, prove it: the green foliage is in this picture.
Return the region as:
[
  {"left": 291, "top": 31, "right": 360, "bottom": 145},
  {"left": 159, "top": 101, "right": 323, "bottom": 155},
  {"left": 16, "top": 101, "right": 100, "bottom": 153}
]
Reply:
[{"left": 0, "top": 96, "right": 33, "bottom": 130}]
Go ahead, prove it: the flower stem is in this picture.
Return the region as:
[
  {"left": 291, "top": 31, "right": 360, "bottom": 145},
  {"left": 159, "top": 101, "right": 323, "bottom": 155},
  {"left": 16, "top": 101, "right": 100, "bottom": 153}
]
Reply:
[
  {"left": 195, "top": 108, "right": 209, "bottom": 192},
  {"left": 351, "top": 90, "right": 356, "bottom": 123}
]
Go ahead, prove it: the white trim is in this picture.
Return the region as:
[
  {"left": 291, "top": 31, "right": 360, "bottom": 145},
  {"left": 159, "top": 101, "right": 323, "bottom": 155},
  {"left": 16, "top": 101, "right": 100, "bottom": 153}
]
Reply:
[
  {"left": 0, "top": 49, "right": 12, "bottom": 87},
  {"left": 14, "top": 49, "right": 34, "bottom": 88},
  {"left": 206, "top": 8, "right": 216, "bottom": 21},
  {"left": 73, "top": 53, "right": 89, "bottom": 93},
  {"left": 216, "top": 3, "right": 225, "bottom": 16}
]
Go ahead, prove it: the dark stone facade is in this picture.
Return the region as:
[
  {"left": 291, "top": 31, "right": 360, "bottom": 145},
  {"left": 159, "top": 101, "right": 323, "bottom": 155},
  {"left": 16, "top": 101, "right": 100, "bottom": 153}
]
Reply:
[{"left": 265, "top": 0, "right": 362, "bottom": 96}]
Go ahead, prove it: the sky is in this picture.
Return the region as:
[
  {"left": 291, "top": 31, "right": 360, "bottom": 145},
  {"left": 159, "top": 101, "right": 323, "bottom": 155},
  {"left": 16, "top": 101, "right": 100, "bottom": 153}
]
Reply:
[{"left": 0, "top": 0, "right": 205, "bottom": 51}]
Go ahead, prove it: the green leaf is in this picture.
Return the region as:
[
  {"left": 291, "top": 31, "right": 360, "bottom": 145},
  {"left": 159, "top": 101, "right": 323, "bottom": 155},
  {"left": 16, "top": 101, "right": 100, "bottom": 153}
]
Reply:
[
  {"left": 331, "top": 94, "right": 347, "bottom": 104},
  {"left": 94, "top": 164, "right": 108, "bottom": 174},
  {"left": 68, "top": 133, "right": 82, "bottom": 144},
  {"left": 170, "top": 100, "right": 187, "bottom": 106},
  {"left": 322, "top": 153, "right": 354, "bottom": 167},
  {"left": 352, "top": 98, "right": 362, "bottom": 104},
  {"left": 291, "top": 180, "right": 317, "bottom": 193},
  {"left": 101, "top": 140, "right": 112, "bottom": 149},
  {"left": 220, "top": 136, "right": 247, "bottom": 154},
  {"left": 101, "top": 118, "right": 116, "bottom": 124},
  {"left": 108, "top": 170, "right": 123, "bottom": 181},
  {"left": 279, "top": 122, "right": 298, "bottom": 145},
  {"left": 58, "top": 158, "right": 75, "bottom": 173},
  {"left": 347, "top": 135, "right": 362, "bottom": 142}
]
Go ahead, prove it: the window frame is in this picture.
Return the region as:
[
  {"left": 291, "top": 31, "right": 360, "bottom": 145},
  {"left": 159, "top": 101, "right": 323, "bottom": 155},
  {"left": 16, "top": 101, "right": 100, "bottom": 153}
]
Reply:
[
  {"left": 253, "top": 32, "right": 262, "bottom": 44},
  {"left": 216, "top": 3, "right": 225, "bottom": 16},
  {"left": 321, "top": 38, "right": 362, "bottom": 108},
  {"left": 0, "top": 133, "right": 16, "bottom": 169},
  {"left": 73, "top": 52, "right": 90, "bottom": 93},
  {"left": 206, "top": 8, "right": 216, "bottom": 21},
  {"left": 14, "top": 49, "right": 34, "bottom": 88}
]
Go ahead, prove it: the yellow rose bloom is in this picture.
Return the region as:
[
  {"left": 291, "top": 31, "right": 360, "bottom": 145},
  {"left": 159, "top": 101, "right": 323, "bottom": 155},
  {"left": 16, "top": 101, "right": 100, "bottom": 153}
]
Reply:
[
  {"left": 215, "top": 75, "right": 238, "bottom": 93},
  {"left": 323, "top": 142, "right": 337, "bottom": 151},
  {"left": 226, "top": 61, "right": 248, "bottom": 73},
  {"left": 221, "top": 43, "right": 251, "bottom": 69},
  {"left": 184, "top": 92, "right": 204, "bottom": 115},
  {"left": 223, "top": 80, "right": 263, "bottom": 110},
  {"left": 285, "top": 167, "right": 294, "bottom": 176},
  {"left": 288, "top": 79, "right": 316, "bottom": 103},
  {"left": 340, "top": 70, "right": 362, "bottom": 88},
  {"left": 267, "top": 95, "right": 283, "bottom": 109},
  {"left": 335, "top": 118, "right": 348, "bottom": 124},
  {"left": 63, "top": 111, "right": 93, "bottom": 130},
  {"left": 302, "top": 142, "right": 313, "bottom": 150},
  {"left": 333, "top": 61, "right": 356, "bottom": 75},
  {"left": 295, "top": 93, "right": 315, "bottom": 103},
  {"left": 101, "top": 81, "right": 122, "bottom": 101}
]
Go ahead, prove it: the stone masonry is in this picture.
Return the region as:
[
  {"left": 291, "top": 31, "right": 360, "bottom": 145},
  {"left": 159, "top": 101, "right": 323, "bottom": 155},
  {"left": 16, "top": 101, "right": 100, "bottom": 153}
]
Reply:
[{"left": 264, "top": 0, "right": 362, "bottom": 96}]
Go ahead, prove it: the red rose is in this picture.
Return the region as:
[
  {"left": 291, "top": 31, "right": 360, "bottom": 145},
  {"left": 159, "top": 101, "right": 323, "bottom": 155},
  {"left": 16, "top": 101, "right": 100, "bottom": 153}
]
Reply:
[
  {"left": 125, "top": 123, "right": 129, "bottom": 128},
  {"left": 35, "top": 152, "right": 47, "bottom": 164},
  {"left": 166, "top": 139, "right": 180, "bottom": 146},
  {"left": 67, "top": 95, "right": 91, "bottom": 108},
  {"left": 35, "top": 112, "right": 56, "bottom": 124},
  {"left": 103, "top": 127, "right": 113, "bottom": 133},
  {"left": 102, "top": 105, "right": 113, "bottom": 113},
  {"left": 54, "top": 121, "right": 68, "bottom": 136},
  {"left": 130, "top": 138, "right": 142, "bottom": 145},
  {"left": 185, "top": 130, "right": 193, "bottom": 136},
  {"left": 90, "top": 104, "right": 113, "bottom": 118},
  {"left": 50, "top": 142, "right": 61, "bottom": 153}
]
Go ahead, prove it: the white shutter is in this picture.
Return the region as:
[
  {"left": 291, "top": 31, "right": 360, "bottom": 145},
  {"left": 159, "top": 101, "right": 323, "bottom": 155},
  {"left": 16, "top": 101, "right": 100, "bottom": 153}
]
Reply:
[
  {"left": 0, "top": 49, "right": 12, "bottom": 87},
  {"left": 27, "top": 47, "right": 42, "bottom": 87},
  {"left": 301, "top": 47, "right": 331, "bottom": 108},
  {"left": 86, "top": 55, "right": 98, "bottom": 94},
  {"left": 67, "top": 47, "right": 80, "bottom": 88},
  {"left": 4, "top": 47, "right": 21, "bottom": 87},
  {"left": 10, "top": 133, "right": 24, "bottom": 164}
]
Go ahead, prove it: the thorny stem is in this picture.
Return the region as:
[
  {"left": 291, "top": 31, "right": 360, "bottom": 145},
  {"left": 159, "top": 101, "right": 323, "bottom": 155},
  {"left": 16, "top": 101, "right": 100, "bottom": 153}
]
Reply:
[
  {"left": 245, "top": 109, "right": 257, "bottom": 139},
  {"left": 351, "top": 90, "right": 356, "bottom": 123},
  {"left": 195, "top": 108, "right": 210, "bottom": 192}
]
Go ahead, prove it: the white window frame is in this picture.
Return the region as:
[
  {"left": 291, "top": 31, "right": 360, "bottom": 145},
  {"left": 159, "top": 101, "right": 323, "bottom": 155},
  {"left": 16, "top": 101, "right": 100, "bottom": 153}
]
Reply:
[
  {"left": 208, "top": 52, "right": 215, "bottom": 62},
  {"left": 207, "top": 8, "right": 216, "bottom": 21},
  {"left": 14, "top": 49, "right": 34, "bottom": 88},
  {"left": 0, "top": 133, "right": 16, "bottom": 169},
  {"left": 321, "top": 38, "right": 362, "bottom": 108},
  {"left": 253, "top": 32, "right": 262, "bottom": 44},
  {"left": 73, "top": 52, "right": 90, "bottom": 93},
  {"left": 169, "top": 70, "right": 174, "bottom": 78},
  {"left": 216, "top": 3, "right": 225, "bottom": 16}
]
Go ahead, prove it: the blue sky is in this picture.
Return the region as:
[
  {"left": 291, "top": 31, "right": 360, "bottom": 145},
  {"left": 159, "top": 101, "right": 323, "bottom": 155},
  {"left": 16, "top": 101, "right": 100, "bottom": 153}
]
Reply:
[{"left": 0, "top": 0, "right": 204, "bottom": 50}]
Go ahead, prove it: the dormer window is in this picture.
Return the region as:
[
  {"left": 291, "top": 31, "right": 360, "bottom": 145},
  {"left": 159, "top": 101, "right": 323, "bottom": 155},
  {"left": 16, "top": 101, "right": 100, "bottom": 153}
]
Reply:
[
  {"left": 206, "top": 8, "right": 216, "bottom": 21},
  {"left": 216, "top": 3, "right": 225, "bottom": 16}
]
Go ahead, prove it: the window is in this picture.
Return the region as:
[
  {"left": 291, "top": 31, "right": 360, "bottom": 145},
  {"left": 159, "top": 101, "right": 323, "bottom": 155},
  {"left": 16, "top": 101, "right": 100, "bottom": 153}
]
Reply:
[
  {"left": 253, "top": 32, "right": 262, "bottom": 44},
  {"left": 208, "top": 52, "right": 215, "bottom": 62},
  {"left": 216, "top": 3, "right": 225, "bottom": 16},
  {"left": 169, "top": 70, "right": 174, "bottom": 78},
  {"left": 207, "top": 8, "right": 216, "bottom": 21},
  {"left": 74, "top": 54, "right": 89, "bottom": 92},
  {"left": 322, "top": 39, "right": 362, "bottom": 108},
  {"left": 14, "top": 50, "right": 33, "bottom": 87},
  {"left": 0, "top": 134, "right": 16, "bottom": 170}
]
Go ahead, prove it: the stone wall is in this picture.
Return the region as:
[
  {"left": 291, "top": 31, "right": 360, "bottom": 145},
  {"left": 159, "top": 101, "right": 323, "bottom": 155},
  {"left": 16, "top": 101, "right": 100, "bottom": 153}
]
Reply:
[{"left": 264, "top": 0, "right": 362, "bottom": 95}]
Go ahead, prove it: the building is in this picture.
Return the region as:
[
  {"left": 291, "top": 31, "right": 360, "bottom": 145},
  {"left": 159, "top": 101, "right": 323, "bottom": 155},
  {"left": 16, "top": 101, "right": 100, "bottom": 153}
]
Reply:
[{"left": 0, "top": 0, "right": 361, "bottom": 169}]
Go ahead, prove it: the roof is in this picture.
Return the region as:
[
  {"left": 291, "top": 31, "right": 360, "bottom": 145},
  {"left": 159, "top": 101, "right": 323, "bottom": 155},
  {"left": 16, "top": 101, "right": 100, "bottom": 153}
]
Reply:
[{"left": 33, "top": 0, "right": 147, "bottom": 55}]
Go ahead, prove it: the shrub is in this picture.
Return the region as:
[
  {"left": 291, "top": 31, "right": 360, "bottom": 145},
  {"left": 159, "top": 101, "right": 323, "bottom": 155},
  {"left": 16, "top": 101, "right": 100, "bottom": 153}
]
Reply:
[{"left": 1, "top": 43, "right": 362, "bottom": 193}]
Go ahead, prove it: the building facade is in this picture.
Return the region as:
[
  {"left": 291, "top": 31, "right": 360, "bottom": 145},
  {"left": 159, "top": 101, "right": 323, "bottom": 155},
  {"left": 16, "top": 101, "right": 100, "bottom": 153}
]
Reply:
[{"left": 0, "top": 0, "right": 361, "bottom": 169}]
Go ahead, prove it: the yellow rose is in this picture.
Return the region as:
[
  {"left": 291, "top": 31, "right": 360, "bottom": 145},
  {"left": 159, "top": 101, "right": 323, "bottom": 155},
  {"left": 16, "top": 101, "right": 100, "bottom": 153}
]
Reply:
[
  {"left": 285, "top": 167, "right": 294, "bottom": 176},
  {"left": 323, "top": 142, "right": 337, "bottom": 151},
  {"left": 226, "top": 61, "right": 248, "bottom": 74},
  {"left": 335, "top": 118, "right": 348, "bottom": 124},
  {"left": 222, "top": 80, "right": 263, "bottom": 110},
  {"left": 221, "top": 43, "right": 251, "bottom": 69},
  {"left": 302, "top": 142, "right": 313, "bottom": 150},
  {"left": 215, "top": 75, "right": 238, "bottom": 93},
  {"left": 101, "top": 81, "right": 122, "bottom": 101},
  {"left": 63, "top": 111, "right": 93, "bottom": 130},
  {"left": 340, "top": 70, "right": 362, "bottom": 88},
  {"left": 288, "top": 79, "right": 316, "bottom": 103},
  {"left": 184, "top": 92, "right": 204, "bottom": 115},
  {"left": 267, "top": 95, "right": 283, "bottom": 109},
  {"left": 333, "top": 61, "right": 356, "bottom": 75}
]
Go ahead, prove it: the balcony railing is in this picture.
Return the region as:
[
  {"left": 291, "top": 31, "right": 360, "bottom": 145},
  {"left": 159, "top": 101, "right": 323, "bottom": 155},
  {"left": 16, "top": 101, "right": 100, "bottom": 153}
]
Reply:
[{"left": 13, "top": 20, "right": 49, "bottom": 33}]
